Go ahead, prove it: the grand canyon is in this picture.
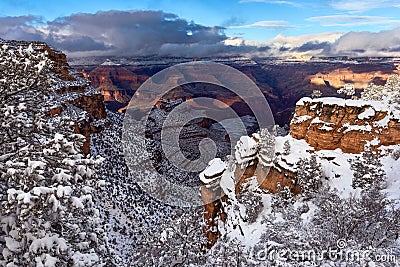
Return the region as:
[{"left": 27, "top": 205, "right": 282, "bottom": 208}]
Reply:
[{"left": 1, "top": 1, "right": 400, "bottom": 266}]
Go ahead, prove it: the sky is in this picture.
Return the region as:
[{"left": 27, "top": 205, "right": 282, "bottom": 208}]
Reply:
[{"left": 1, "top": 0, "right": 400, "bottom": 57}]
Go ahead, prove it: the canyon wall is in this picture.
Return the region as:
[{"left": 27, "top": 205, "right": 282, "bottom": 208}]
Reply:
[
  {"left": 290, "top": 97, "right": 400, "bottom": 153},
  {"left": 202, "top": 93, "right": 400, "bottom": 247}
]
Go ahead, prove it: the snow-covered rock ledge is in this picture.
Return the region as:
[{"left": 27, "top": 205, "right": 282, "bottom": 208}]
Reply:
[{"left": 291, "top": 95, "right": 400, "bottom": 153}]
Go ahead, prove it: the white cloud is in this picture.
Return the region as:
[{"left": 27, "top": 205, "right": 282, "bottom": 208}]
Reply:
[
  {"left": 239, "top": 0, "right": 301, "bottom": 7},
  {"left": 330, "top": 0, "right": 400, "bottom": 12},
  {"left": 225, "top": 32, "right": 344, "bottom": 56},
  {"left": 265, "top": 32, "right": 343, "bottom": 48},
  {"left": 330, "top": 28, "right": 400, "bottom": 56},
  {"left": 307, "top": 15, "right": 400, "bottom": 27},
  {"left": 229, "top": 20, "right": 295, "bottom": 29}
]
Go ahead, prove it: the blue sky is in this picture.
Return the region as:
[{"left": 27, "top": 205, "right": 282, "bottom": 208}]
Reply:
[
  {"left": 2, "top": 0, "right": 400, "bottom": 41},
  {"left": 1, "top": 0, "right": 400, "bottom": 57}
]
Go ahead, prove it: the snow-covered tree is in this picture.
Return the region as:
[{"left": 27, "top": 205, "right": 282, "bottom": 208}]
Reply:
[
  {"left": 206, "top": 236, "right": 251, "bottom": 266},
  {"left": 337, "top": 83, "right": 355, "bottom": 99},
  {"left": 349, "top": 148, "right": 386, "bottom": 189},
  {"left": 392, "top": 148, "right": 400, "bottom": 160},
  {"left": 133, "top": 209, "right": 207, "bottom": 266},
  {"left": 270, "top": 185, "right": 295, "bottom": 212},
  {"left": 361, "top": 83, "right": 384, "bottom": 100},
  {"left": 295, "top": 154, "right": 324, "bottom": 197},
  {"left": 236, "top": 180, "right": 264, "bottom": 224},
  {"left": 0, "top": 43, "right": 108, "bottom": 266},
  {"left": 311, "top": 89, "right": 322, "bottom": 99},
  {"left": 252, "top": 181, "right": 400, "bottom": 266},
  {"left": 383, "top": 74, "right": 400, "bottom": 92},
  {"left": 313, "top": 182, "right": 399, "bottom": 250},
  {"left": 361, "top": 74, "right": 400, "bottom": 101},
  {"left": 257, "top": 129, "right": 275, "bottom": 167},
  {"left": 283, "top": 140, "right": 291, "bottom": 156}
]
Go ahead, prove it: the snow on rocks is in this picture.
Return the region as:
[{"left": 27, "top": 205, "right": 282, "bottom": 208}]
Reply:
[
  {"left": 234, "top": 136, "right": 258, "bottom": 165},
  {"left": 358, "top": 107, "right": 375, "bottom": 120},
  {"left": 200, "top": 158, "right": 227, "bottom": 184}
]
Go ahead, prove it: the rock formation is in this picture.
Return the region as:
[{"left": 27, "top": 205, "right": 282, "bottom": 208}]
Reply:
[
  {"left": 309, "top": 68, "right": 400, "bottom": 90},
  {"left": 290, "top": 97, "right": 400, "bottom": 153},
  {"left": 201, "top": 81, "right": 400, "bottom": 246},
  {"left": 200, "top": 134, "right": 301, "bottom": 248},
  {"left": 87, "top": 62, "right": 143, "bottom": 103}
]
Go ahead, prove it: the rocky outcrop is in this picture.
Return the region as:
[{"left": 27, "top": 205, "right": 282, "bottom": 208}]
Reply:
[
  {"left": 201, "top": 91, "right": 400, "bottom": 247},
  {"left": 200, "top": 135, "right": 300, "bottom": 248},
  {"left": 290, "top": 97, "right": 400, "bottom": 153},
  {"left": 201, "top": 161, "right": 299, "bottom": 247}
]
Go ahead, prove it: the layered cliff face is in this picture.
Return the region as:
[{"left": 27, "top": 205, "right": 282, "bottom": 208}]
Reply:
[
  {"left": 74, "top": 57, "right": 400, "bottom": 126},
  {"left": 200, "top": 134, "right": 301, "bottom": 248},
  {"left": 3, "top": 40, "right": 107, "bottom": 154},
  {"left": 290, "top": 97, "right": 400, "bottom": 153},
  {"left": 86, "top": 62, "right": 143, "bottom": 103},
  {"left": 308, "top": 68, "right": 400, "bottom": 90},
  {"left": 201, "top": 76, "right": 400, "bottom": 247}
]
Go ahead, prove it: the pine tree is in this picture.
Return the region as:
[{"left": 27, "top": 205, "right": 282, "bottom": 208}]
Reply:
[
  {"left": 270, "top": 185, "right": 295, "bottom": 212},
  {"left": 349, "top": 148, "right": 386, "bottom": 189},
  {"left": 295, "top": 154, "right": 323, "bottom": 197},
  {"left": 258, "top": 129, "right": 275, "bottom": 167},
  {"left": 383, "top": 74, "right": 400, "bottom": 93},
  {"left": 337, "top": 83, "right": 355, "bottom": 99},
  {"left": 311, "top": 89, "right": 322, "bottom": 99},
  {"left": 361, "top": 74, "right": 400, "bottom": 101},
  {"left": 134, "top": 209, "right": 207, "bottom": 266},
  {"left": 283, "top": 140, "right": 291, "bottom": 156},
  {"left": 206, "top": 236, "right": 250, "bottom": 266}
]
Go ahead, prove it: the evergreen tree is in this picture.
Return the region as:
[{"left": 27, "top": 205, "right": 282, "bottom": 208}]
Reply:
[
  {"left": 257, "top": 129, "right": 275, "bottom": 167},
  {"left": 295, "top": 154, "right": 324, "bottom": 197},
  {"left": 283, "top": 140, "right": 291, "bottom": 156},
  {"left": 206, "top": 236, "right": 251, "bottom": 267},
  {"left": 337, "top": 83, "right": 355, "bottom": 99},
  {"left": 133, "top": 209, "right": 207, "bottom": 266},
  {"left": 311, "top": 89, "right": 322, "bottom": 99},
  {"left": 270, "top": 185, "right": 295, "bottom": 212},
  {"left": 361, "top": 74, "right": 400, "bottom": 101},
  {"left": 349, "top": 148, "right": 386, "bottom": 189}
]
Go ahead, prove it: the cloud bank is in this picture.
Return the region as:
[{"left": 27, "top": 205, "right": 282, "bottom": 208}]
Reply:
[{"left": 0, "top": 10, "right": 400, "bottom": 58}]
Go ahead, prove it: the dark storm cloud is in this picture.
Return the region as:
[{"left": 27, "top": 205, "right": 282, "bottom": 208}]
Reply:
[
  {"left": 294, "top": 41, "right": 330, "bottom": 52},
  {"left": 1, "top": 11, "right": 400, "bottom": 57},
  {"left": 0, "top": 10, "right": 227, "bottom": 57},
  {"left": 45, "top": 10, "right": 227, "bottom": 56},
  {"left": 46, "top": 36, "right": 114, "bottom": 52}
]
